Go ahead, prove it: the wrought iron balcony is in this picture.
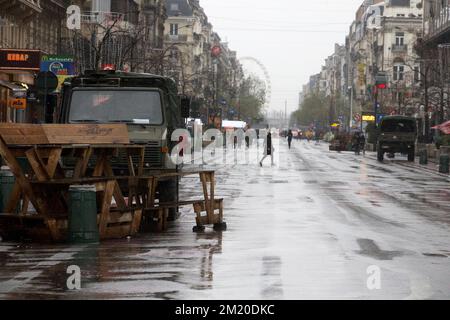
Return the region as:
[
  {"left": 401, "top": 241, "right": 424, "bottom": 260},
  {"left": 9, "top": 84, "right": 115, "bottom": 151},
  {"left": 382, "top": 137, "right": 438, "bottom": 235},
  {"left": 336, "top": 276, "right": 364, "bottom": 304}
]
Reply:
[
  {"left": 0, "top": 0, "right": 42, "bottom": 18},
  {"left": 165, "top": 34, "right": 188, "bottom": 42},
  {"left": 392, "top": 44, "right": 408, "bottom": 53}
]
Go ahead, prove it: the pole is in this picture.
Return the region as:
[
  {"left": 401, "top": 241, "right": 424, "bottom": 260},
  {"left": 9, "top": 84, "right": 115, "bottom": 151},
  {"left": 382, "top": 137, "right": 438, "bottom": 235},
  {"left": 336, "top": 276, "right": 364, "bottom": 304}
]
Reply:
[
  {"left": 374, "top": 85, "right": 378, "bottom": 128},
  {"left": 285, "top": 100, "right": 287, "bottom": 128},
  {"left": 349, "top": 87, "right": 353, "bottom": 131}
]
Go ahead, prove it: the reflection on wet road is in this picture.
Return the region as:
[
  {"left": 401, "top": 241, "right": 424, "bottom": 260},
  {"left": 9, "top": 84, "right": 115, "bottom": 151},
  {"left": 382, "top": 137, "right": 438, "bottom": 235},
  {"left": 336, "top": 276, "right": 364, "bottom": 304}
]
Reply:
[{"left": 1, "top": 141, "right": 450, "bottom": 299}]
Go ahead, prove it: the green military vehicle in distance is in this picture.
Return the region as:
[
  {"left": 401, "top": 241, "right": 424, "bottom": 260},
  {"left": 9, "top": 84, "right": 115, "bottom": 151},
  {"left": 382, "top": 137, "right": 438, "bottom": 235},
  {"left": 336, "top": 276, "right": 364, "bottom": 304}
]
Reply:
[
  {"left": 377, "top": 116, "right": 417, "bottom": 162},
  {"left": 58, "top": 70, "right": 191, "bottom": 219}
]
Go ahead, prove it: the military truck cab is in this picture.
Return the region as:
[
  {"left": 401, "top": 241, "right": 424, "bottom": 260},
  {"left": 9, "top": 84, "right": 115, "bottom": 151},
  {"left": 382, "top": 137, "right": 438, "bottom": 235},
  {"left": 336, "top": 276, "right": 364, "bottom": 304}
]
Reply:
[
  {"left": 58, "top": 70, "right": 190, "bottom": 219},
  {"left": 377, "top": 116, "right": 417, "bottom": 162}
]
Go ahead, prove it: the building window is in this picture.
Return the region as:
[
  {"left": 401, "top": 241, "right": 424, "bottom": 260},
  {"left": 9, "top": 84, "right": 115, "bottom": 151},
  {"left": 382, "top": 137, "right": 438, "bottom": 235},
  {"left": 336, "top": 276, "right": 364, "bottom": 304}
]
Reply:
[
  {"left": 395, "top": 32, "right": 405, "bottom": 46},
  {"left": 414, "top": 66, "right": 420, "bottom": 83},
  {"left": 393, "top": 64, "right": 404, "bottom": 81},
  {"left": 170, "top": 23, "right": 178, "bottom": 36},
  {"left": 170, "top": 4, "right": 179, "bottom": 11}
]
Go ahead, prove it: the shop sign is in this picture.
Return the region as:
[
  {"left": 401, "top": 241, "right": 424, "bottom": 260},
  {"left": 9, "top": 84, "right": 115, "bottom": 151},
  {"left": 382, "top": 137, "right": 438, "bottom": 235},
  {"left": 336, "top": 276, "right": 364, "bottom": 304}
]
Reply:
[
  {"left": 8, "top": 98, "right": 27, "bottom": 110},
  {"left": 0, "top": 49, "right": 41, "bottom": 71}
]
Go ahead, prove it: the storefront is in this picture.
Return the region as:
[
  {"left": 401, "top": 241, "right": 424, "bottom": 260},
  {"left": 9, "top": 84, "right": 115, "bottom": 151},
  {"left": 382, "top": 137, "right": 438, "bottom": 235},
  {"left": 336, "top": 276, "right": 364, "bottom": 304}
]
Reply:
[{"left": 0, "top": 49, "right": 41, "bottom": 123}]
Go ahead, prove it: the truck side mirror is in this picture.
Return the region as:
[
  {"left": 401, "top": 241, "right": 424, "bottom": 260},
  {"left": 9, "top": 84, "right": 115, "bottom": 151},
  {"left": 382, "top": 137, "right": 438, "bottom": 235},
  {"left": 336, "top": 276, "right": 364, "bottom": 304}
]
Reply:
[{"left": 180, "top": 96, "right": 191, "bottom": 118}]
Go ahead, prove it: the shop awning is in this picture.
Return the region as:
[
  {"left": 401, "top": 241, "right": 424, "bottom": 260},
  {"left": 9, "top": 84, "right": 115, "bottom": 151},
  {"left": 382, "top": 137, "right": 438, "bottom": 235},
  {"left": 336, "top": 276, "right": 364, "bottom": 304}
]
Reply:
[{"left": 0, "top": 80, "right": 27, "bottom": 97}]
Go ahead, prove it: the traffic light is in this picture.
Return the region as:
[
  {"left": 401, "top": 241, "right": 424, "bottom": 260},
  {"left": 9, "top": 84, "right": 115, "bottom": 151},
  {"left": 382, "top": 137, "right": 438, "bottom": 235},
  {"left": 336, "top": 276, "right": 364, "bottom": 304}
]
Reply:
[{"left": 375, "top": 72, "right": 388, "bottom": 90}]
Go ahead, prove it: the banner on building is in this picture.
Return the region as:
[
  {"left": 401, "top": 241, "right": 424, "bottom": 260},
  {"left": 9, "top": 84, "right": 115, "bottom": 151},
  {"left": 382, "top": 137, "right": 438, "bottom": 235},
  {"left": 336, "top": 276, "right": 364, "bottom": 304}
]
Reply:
[{"left": 40, "top": 55, "right": 76, "bottom": 92}]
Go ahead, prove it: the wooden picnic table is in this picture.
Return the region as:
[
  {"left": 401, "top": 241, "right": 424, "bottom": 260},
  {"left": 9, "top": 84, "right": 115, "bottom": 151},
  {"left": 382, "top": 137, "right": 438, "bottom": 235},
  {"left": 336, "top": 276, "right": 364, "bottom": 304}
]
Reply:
[
  {"left": 0, "top": 124, "right": 145, "bottom": 241},
  {"left": 0, "top": 124, "right": 226, "bottom": 241}
]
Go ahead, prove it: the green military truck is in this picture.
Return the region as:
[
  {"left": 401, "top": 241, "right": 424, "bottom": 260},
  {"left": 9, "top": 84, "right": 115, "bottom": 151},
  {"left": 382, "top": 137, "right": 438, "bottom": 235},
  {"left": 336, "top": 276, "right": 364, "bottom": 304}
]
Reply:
[
  {"left": 377, "top": 116, "right": 417, "bottom": 162},
  {"left": 58, "top": 70, "right": 190, "bottom": 219}
]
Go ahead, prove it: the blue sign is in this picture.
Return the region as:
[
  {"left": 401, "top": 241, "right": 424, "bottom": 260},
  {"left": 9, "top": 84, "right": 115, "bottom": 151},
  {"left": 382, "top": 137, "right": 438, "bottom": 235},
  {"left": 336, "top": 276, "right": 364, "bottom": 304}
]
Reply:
[{"left": 40, "top": 55, "right": 75, "bottom": 76}]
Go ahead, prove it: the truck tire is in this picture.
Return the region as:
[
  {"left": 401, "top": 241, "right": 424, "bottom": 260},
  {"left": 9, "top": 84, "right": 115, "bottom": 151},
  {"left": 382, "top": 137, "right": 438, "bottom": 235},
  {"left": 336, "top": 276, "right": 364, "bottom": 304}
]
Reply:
[
  {"left": 377, "top": 148, "right": 384, "bottom": 162},
  {"left": 158, "top": 177, "right": 180, "bottom": 221},
  {"left": 408, "top": 148, "right": 415, "bottom": 162}
]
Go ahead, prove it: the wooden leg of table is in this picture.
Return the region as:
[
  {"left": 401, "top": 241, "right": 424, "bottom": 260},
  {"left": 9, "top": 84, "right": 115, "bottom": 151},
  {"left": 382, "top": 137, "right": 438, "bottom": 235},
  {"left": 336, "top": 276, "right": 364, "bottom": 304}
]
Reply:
[
  {"left": 21, "top": 197, "right": 30, "bottom": 215},
  {"left": 46, "top": 218, "right": 60, "bottom": 242},
  {"left": 138, "top": 147, "right": 145, "bottom": 177},
  {"left": 25, "top": 148, "right": 50, "bottom": 181},
  {"left": 0, "top": 138, "right": 48, "bottom": 218},
  {"left": 92, "top": 153, "right": 107, "bottom": 177},
  {"left": 103, "top": 163, "right": 127, "bottom": 211},
  {"left": 126, "top": 151, "right": 136, "bottom": 176},
  {"left": 73, "top": 148, "right": 92, "bottom": 179},
  {"left": 209, "top": 172, "right": 215, "bottom": 222},
  {"left": 99, "top": 180, "right": 115, "bottom": 236},
  {"left": 130, "top": 209, "right": 142, "bottom": 234}
]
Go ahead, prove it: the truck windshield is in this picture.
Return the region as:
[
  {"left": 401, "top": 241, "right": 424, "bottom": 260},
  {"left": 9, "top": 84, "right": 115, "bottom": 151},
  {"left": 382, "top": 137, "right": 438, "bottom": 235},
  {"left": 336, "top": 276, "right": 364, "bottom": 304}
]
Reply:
[
  {"left": 381, "top": 119, "right": 416, "bottom": 133},
  {"left": 69, "top": 89, "right": 163, "bottom": 124}
]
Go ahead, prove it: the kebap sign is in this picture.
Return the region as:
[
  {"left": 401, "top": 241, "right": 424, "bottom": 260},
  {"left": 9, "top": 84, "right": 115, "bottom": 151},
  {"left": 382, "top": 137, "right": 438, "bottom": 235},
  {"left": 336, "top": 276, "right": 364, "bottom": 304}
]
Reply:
[{"left": 0, "top": 49, "right": 41, "bottom": 71}]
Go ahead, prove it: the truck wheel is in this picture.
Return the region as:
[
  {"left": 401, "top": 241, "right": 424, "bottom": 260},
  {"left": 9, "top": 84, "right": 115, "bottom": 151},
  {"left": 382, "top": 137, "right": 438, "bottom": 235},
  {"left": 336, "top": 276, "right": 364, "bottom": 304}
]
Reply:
[
  {"left": 408, "top": 149, "right": 415, "bottom": 162},
  {"left": 377, "top": 149, "right": 384, "bottom": 162},
  {"left": 158, "top": 178, "right": 180, "bottom": 221}
]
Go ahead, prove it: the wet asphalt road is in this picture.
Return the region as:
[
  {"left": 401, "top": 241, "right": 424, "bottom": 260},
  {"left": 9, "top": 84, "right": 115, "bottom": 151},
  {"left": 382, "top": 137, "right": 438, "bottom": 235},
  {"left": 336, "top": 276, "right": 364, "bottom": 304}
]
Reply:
[{"left": 1, "top": 140, "right": 450, "bottom": 300}]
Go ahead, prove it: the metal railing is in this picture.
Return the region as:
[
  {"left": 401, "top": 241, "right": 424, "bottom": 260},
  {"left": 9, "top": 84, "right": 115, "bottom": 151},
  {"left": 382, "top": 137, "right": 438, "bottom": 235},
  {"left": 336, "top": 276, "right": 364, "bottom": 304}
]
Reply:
[{"left": 392, "top": 44, "right": 408, "bottom": 53}]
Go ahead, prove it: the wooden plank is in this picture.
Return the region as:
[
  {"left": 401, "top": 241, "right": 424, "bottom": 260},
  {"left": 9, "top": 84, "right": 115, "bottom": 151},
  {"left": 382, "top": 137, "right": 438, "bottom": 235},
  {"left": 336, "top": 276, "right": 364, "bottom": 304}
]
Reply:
[
  {"left": 73, "top": 147, "right": 92, "bottom": 179},
  {"left": 0, "top": 124, "right": 48, "bottom": 145},
  {"left": 130, "top": 209, "right": 143, "bottom": 234},
  {"left": 102, "top": 225, "right": 133, "bottom": 240},
  {"left": 102, "top": 162, "right": 127, "bottom": 211},
  {"left": 42, "top": 148, "right": 62, "bottom": 178},
  {"left": 0, "top": 124, "right": 129, "bottom": 146},
  {"left": 99, "top": 180, "right": 115, "bottom": 236},
  {"left": 25, "top": 148, "right": 50, "bottom": 181},
  {"left": 42, "top": 124, "right": 130, "bottom": 145}
]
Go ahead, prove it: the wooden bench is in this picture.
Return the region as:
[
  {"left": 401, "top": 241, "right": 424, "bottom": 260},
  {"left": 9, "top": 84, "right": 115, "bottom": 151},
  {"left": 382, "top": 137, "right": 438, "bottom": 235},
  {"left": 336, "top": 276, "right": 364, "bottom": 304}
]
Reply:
[{"left": 0, "top": 124, "right": 145, "bottom": 242}]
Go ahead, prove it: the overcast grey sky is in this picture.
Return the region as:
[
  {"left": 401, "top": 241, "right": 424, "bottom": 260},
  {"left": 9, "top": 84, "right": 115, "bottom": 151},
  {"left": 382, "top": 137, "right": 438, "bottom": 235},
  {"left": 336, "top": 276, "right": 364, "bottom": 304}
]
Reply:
[{"left": 201, "top": 0, "right": 363, "bottom": 115}]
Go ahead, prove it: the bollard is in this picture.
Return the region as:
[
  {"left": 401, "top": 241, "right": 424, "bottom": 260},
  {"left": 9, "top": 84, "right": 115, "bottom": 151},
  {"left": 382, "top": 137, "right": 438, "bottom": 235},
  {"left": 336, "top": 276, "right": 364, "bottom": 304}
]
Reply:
[
  {"left": 68, "top": 185, "right": 99, "bottom": 243},
  {"left": 0, "top": 167, "right": 16, "bottom": 213},
  {"left": 419, "top": 149, "right": 428, "bottom": 165},
  {"left": 439, "top": 155, "right": 450, "bottom": 174}
]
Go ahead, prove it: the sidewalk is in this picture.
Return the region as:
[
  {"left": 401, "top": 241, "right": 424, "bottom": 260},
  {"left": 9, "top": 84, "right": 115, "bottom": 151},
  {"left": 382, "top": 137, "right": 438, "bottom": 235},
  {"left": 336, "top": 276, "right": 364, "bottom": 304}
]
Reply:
[{"left": 365, "top": 151, "right": 450, "bottom": 178}]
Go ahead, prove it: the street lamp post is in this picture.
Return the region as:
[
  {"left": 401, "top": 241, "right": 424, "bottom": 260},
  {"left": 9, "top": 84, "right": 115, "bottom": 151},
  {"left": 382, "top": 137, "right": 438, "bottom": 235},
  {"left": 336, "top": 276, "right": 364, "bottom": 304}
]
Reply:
[{"left": 349, "top": 86, "right": 353, "bottom": 130}]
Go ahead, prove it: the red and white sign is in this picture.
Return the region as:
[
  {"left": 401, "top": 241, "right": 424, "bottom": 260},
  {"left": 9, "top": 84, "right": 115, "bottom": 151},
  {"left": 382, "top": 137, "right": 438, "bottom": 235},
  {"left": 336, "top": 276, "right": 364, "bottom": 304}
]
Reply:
[
  {"left": 432, "top": 120, "right": 450, "bottom": 135},
  {"left": 101, "top": 64, "right": 116, "bottom": 71}
]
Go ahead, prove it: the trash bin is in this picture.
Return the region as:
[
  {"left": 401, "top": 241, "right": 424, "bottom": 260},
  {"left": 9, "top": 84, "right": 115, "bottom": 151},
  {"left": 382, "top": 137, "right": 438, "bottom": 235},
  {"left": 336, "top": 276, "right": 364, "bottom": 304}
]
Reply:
[
  {"left": 419, "top": 149, "right": 428, "bottom": 165},
  {"left": 439, "top": 155, "right": 450, "bottom": 174},
  {"left": 0, "top": 167, "right": 16, "bottom": 213},
  {"left": 68, "top": 185, "right": 99, "bottom": 243}
]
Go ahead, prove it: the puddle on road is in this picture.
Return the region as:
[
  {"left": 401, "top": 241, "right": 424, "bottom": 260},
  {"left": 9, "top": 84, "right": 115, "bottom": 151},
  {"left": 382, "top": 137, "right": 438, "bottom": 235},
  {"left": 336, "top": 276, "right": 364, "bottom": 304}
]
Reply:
[{"left": 356, "top": 239, "right": 403, "bottom": 261}]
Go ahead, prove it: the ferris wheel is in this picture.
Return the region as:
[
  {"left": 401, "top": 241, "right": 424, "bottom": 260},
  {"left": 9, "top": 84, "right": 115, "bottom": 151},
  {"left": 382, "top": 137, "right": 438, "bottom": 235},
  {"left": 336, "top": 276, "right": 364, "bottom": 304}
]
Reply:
[{"left": 239, "top": 57, "right": 272, "bottom": 110}]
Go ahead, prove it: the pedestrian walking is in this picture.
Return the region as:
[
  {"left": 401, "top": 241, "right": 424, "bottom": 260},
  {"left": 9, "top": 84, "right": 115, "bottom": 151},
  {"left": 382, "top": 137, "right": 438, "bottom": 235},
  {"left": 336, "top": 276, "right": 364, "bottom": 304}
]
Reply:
[
  {"left": 260, "top": 128, "right": 274, "bottom": 167},
  {"left": 287, "top": 129, "right": 293, "bottom": 149}
]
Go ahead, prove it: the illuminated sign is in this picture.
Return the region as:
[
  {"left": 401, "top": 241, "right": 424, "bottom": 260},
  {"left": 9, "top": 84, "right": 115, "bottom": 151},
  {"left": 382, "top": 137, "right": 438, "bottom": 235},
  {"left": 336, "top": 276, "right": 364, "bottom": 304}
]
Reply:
[
  {"left": 8, "top": 98, "right": 27, "bottom": 110},
  {"left": 0, "top": 49, "right": 41, "bottom": 71},
  {"left": 362, "top": 115, "right": 376, "bottom": 122}
]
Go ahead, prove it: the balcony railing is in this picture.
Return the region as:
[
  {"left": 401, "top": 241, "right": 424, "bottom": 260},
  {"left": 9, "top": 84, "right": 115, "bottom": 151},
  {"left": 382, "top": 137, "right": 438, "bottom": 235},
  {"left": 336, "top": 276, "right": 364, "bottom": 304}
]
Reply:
[
  {"left": 424, "top": 6, "right": 450, "bottom": 40},
  {"left": 0, "top": 0, "right": 42, "bottom": 17},
  {"left": 80, "top": 12, "right": 127, "bottom": 25},
  {"left": 392, "top": 44, "right": 408, "bottom": 53},
  {"left": 165, "top": 34, "right": 188, "bottom": 42}
]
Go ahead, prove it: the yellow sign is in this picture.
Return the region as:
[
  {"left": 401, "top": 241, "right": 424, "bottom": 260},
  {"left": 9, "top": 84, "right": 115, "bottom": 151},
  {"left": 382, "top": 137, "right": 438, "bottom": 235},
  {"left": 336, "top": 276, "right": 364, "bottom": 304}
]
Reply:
[
  {"left": 362, "top": 115, "right": 376, "bottom": 122},
  {"left": 331, "top": 123, "right": 340, "bottom": 128},
  {"left": 8, "top": 98, "right": 27, "bottom": 110}
]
